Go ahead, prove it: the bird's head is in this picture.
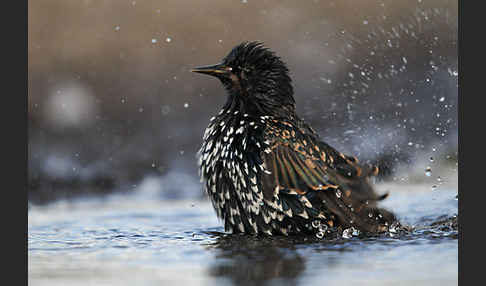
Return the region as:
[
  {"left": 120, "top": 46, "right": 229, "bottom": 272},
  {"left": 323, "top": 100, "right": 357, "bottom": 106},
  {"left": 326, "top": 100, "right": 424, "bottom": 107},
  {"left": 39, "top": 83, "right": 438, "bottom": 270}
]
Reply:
[{"left": 192, "top": 41, "right": 295, "bottom": 117}]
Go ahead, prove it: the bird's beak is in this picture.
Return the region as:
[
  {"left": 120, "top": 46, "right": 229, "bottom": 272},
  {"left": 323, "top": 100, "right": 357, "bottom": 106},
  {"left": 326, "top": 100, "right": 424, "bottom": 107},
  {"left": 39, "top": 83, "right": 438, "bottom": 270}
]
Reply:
[{"left": 191, "top": 63, "right": 229, "bottom": 77}]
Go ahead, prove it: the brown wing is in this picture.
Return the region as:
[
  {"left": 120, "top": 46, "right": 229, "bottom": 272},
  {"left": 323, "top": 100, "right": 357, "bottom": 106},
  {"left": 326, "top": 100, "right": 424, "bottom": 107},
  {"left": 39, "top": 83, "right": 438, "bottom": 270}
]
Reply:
[
  {"left": 260, "top": 123, "right": 395, "bottom": 233},
  {"left": 260, "top": 131, "right": 381, "bottom": 199}
]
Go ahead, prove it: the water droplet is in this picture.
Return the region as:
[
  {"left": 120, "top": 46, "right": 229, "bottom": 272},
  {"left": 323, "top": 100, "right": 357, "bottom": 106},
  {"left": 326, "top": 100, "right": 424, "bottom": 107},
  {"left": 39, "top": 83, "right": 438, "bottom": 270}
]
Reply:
[
  {"left": 161, "top": 105, "right": 170, "bottom": 115},
  {"left": 439, "top": 97, "right": 445, "bottom": 102},
  {"left": 425, "top": 166, "right": 432, "bottom": 176},
  {"left": 114, "top": 25, "right": 121, "bottom": 31},
  {"left": 138, "top": 107, "right": 144, "bottom": 112},
  {"left": 363, "top": 20, "right": 368, "bottom": 25},
  {"left": 121, "top": 98, "right": 126, "bottom": 103},
  {"left": 388, "top": 221, "right": 400, "bottom": 233},
  {"left": 151, "top": 38, "right": 158, "bottom": 44},
  {"left": 183, "top": 102, "right": 189, "bottom": 108},
  {"left": 151, "top": 162, "right": 156, "bottom": 168},
  {"left": 165, "top": 37, "right": 172, "bottom": 43},
  {"left": 342, "top": 228, "right": 353, "bottom": 239}
]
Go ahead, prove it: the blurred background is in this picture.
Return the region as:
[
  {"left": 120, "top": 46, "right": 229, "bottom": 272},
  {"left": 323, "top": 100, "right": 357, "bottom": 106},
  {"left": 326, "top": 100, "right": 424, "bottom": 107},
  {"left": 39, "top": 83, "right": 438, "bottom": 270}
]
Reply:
[{"left": 28, "top": 0, "right": 457, "bottom": 205}]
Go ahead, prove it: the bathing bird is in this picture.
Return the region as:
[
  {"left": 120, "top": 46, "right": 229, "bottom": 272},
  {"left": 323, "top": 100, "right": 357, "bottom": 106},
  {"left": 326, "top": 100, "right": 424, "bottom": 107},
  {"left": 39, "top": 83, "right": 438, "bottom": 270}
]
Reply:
[{"left": 192, "top": 41, "right": 398, "bottom": 238}]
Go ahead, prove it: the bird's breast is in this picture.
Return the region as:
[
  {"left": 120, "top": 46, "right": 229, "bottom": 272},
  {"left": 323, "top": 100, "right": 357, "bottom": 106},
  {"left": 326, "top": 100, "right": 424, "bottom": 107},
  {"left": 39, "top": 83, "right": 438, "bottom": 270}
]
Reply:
[{"left": 198, "top": 112, "right": 273, "bottom": 221}]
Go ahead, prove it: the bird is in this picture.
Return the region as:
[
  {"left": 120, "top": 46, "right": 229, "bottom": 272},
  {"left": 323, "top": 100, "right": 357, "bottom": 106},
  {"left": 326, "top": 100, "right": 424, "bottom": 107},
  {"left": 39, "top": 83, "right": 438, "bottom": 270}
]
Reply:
[{"left": 192, "top": 41, "right": 399, "bottom": 238}]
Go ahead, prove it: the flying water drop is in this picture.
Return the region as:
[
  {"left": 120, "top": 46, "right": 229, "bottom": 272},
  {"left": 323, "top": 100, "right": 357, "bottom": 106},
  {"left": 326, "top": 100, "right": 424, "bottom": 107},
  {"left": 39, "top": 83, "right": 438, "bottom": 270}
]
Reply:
[{"left": 425, "top": 166, "right": 432, "bottom": 177}]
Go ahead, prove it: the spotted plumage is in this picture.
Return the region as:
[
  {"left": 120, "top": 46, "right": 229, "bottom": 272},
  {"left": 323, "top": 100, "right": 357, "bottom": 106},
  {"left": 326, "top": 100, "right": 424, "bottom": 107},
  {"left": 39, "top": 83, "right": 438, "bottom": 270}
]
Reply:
[{"left": 193, "top": 41, "right": 398, "bottom": 237}]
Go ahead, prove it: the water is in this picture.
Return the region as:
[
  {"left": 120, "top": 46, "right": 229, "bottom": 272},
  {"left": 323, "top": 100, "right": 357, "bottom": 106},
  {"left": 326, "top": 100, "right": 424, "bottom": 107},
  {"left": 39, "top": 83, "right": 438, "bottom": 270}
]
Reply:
[{"left": 28, "top": 181, "right": 458, "bottom": 286}]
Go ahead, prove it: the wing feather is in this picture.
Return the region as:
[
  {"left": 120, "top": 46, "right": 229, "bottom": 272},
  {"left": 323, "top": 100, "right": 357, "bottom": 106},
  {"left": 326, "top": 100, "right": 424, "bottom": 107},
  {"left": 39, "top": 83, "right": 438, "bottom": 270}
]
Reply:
[{"left": 259, "top": 120, "right": 395, "bottom": 233}]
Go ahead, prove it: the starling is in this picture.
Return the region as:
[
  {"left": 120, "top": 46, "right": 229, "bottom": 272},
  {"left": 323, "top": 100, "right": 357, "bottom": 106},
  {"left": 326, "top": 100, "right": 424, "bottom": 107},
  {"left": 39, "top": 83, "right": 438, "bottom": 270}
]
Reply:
[{"left": 192, "top": 41, "right": 398, "bottom": 237}]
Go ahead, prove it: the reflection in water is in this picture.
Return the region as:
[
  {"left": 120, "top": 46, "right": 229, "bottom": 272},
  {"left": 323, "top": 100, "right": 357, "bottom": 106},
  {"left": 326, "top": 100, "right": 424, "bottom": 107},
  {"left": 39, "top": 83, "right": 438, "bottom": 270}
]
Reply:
[
  {"left": 205, "top": 234, "right": 307, "bottom": 286},
  {"left": 203, "top": 213, "right": 457, "bottom": 286}
]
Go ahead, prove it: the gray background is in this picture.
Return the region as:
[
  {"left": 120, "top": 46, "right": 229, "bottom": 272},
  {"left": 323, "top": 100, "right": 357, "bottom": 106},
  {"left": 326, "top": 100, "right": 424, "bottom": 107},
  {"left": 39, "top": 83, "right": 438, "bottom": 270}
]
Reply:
[{"left": 28, "top": 0, "right": 458, "bottom": 203}]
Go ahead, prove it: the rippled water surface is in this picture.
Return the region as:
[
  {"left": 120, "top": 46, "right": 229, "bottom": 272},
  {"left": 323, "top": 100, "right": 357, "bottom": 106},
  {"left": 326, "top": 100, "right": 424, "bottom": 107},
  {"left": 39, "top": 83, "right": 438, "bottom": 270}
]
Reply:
[{"left": 28, "top": 181, "right": 458, "bottom": 286}]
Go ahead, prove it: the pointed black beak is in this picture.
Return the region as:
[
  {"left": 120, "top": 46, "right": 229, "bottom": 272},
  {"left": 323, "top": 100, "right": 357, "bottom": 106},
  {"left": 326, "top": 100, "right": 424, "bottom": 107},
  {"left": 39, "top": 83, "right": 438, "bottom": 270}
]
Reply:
[{"left": 191, "top": 63, "right": 230, "bottom": 77}]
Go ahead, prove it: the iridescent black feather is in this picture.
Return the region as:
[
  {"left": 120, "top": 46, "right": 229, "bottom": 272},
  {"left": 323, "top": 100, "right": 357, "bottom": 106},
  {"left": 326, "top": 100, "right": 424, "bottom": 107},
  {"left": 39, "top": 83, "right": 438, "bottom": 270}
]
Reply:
[{"left": 194, "top": 41, "right": 398, "bottom": 237}]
